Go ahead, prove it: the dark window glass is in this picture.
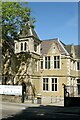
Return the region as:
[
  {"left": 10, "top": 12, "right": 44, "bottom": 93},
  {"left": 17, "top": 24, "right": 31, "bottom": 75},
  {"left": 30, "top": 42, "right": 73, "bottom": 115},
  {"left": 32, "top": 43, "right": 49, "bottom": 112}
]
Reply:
[
  {"left": 54, "top": 56, "right": 60, "bottom": 69},
  {"left": 21, "top": 43, "right": 23, "bottom": 51},
  {"left": 77, "top": 62, "right": 80, "bottom": 70},
  {"left": 34, "top": 44, "right": 37, "bottom": 52},
  {"left": 52, "top": 78, "right": 57, "bottom": 91},
  {"left": 45, "top": 57, "right": 47, "bottom": 69},
  {"left": 24, "top": 42, "right": 27, "bottom": 51},
  {"left": 41, "top": 61, "right": 43, "bottom": 69},
  {"left": 55, "top": 84, "right": 57, "bottom": 91},
  {"left": 52, "top": 84, "right": 54, "bottom": 91},
  {"left": 55, "top": 78, "right": 57, "bottom": 83},
  {"left": 43, "top": 78, "right": 48, "bottom": 91},
  {"left": 45, "top": 56, "right": 50, "bottom": 69}
]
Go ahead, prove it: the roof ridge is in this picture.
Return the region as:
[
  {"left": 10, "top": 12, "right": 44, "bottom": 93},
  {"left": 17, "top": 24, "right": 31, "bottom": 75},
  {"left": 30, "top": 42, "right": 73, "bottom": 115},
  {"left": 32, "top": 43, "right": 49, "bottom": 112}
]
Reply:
[{"left": 41, "top": 38, "right": 58, "bottom": 41}]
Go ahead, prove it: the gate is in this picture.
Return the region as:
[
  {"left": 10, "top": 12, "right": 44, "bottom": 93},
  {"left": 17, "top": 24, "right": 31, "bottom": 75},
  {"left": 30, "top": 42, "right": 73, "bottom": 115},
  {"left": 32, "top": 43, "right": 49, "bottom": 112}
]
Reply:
[{"left": 63, "top": 84, "right": 80, "bottom": 107}]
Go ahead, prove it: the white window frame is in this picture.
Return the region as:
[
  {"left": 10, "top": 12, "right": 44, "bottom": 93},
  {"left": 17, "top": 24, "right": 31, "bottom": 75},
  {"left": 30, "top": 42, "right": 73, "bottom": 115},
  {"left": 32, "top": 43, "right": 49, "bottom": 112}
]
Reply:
[{"left": 42, "top": 77, "right": 58, "bottom": 92}]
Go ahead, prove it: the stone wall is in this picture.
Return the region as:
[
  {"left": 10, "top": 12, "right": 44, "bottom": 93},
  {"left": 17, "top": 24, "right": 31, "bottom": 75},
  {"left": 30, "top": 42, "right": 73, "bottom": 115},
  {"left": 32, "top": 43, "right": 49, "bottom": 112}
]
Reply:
[{"left": 0, "top": 95, "right": 22, "bottom": 103}]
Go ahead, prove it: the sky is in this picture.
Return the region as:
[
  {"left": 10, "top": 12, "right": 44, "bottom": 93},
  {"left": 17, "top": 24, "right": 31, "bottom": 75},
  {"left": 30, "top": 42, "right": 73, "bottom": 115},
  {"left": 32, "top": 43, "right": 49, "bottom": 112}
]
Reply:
[{"left": 27, "top": 2, "right": 78, "bottom": 45}]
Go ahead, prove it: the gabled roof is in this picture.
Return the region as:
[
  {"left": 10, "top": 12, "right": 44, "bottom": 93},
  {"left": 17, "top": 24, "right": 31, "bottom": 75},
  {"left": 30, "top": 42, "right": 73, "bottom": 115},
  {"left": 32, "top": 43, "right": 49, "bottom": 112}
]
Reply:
[
  {"left": 32, "top": 29, "right": 40, "bottom": 40},
  {"left": 41, "top": 38, "right": 69, "bottom": 56},
  {"left": 41, "top": 39, "right": 56, "bottom": 55},
  {"left": 19, "top": 27, "right": 40, "bottom": 40},
  {"left": 41, "top": 39, "right": 80, "bottom": 59}
]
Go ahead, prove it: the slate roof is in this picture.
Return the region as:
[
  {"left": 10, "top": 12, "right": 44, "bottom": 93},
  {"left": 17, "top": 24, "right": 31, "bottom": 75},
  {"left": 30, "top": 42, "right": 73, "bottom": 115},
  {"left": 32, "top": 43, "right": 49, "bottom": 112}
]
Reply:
[
  {"left": 41, "top": 39, "right": 68, "bottom": 56},
  {"left": 41, "top": 39, "right": 80, "bottom": 59},
  {"left": 32, "top": 29, "right": 40, "bottom": 40},
  {"left": 19, "top": 27, "right": 40, "bottom": 40},
  {"left": 41, "top": 39, "right": 55, "bottom": 55}
]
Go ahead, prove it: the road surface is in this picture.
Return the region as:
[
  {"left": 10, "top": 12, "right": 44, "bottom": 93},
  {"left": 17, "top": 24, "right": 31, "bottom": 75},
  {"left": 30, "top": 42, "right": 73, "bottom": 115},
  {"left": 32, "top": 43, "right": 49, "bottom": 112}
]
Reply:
[{"left": 0, "top": 102, "right": 80, "bottom": 120}]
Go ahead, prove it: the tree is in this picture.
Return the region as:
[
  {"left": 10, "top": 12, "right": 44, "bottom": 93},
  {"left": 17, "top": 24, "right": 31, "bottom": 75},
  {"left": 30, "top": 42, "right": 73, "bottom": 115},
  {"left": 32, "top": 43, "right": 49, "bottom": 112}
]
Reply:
[
  {"left": 2, "top": 2, "right": 35, "bottom": 39},
  {"left": 2, "top": 2, "right": 37, "bottom": 97},
  {"left": 2, "top": 2, "right": 34, "bottom": 84}
]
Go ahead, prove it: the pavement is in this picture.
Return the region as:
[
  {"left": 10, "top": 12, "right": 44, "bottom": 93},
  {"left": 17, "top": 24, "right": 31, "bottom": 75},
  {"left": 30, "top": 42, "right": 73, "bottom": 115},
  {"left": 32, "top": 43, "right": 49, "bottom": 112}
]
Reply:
[{"left": 0, "top": 100, "right": 80, "bottom": 119}]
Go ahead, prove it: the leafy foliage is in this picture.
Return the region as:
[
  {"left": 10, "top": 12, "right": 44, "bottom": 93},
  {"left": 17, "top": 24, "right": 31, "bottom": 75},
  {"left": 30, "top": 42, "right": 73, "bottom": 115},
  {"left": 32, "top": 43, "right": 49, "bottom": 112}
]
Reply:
[
  {"left": 2, "top": 2, "right": 35, "bottom": 39},
  {"left": 2, "top": 2, "right": 34, "bottom": 83},
  {"left": 2, "top": 2, "right": 37, "bottom": 96}
]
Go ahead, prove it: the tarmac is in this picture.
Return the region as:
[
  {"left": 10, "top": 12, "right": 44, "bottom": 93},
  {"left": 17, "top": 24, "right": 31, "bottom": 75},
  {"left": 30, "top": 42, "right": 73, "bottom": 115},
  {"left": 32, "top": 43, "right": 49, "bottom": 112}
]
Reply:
[
  {"left": 1, "top": 100, "right": 80, "bottom": 120},
  {"left": 24, "top": 99, "right": 80, "bottom": 115}
]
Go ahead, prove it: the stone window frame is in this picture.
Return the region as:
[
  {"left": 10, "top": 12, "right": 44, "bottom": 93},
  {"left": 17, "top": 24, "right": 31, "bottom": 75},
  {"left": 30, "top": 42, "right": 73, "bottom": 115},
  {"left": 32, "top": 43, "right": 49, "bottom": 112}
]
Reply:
[
  {"left": 20, "top": 42, "right": 27, "bottom": 52},
  {"left": 45, "top": 56, "right": 50, "bottom": 69},
  {"left": 53, "top": 55, "right": 61, "bottom": 69},
  {"left": 42, "top": 77, "right": 58, "bottom": 92}
]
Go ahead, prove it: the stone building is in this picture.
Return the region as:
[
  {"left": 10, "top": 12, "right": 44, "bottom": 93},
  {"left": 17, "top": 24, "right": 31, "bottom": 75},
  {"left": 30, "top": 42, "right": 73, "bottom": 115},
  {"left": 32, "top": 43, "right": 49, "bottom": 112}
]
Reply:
[{"left": 2, "top": 24, "right": 80, "bottom": 100}]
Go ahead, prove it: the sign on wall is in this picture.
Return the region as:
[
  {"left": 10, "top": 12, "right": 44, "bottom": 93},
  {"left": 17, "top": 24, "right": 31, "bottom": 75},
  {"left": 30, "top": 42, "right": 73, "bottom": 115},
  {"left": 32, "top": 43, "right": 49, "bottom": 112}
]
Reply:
[{"left": 0, "top": 85, "right": 22, "bottom": 96}]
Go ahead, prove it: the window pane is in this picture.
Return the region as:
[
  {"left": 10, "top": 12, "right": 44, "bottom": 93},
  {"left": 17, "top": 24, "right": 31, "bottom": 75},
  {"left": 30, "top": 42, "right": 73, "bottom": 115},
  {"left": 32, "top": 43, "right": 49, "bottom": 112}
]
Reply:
[
  {"left": 54, "top": 56, "right": 56, "bottom": 60},
  {"left": 52, "top": 78, "right": 54, "bottom": 83},
  {"left": 54, "top": 61, "right": 56, "bottom": 68},
  {"left": 46, "top": 84, "right": 48, "bottom": 90},
  {"left": 34, "top": 44, "right": 37, "bottom": 52},
  {"left": 45, "top": 61, "right": 47, "bottom": 69},
  {"left": 24, "top": 42, "right": 27, "bottom": 51},
  {"left": 48, "top": 57, "right": 50, "bottom": 69},
  {"left": 43, "top": 84, "right": 45, "bottom": 90},
  {"left": 45, "top": 56, "right": 50, "bottom": 69},
  {"left": 41, "top": 61, "right": 43, "bottom": 69},
  {"left": 45, "top": 57, "right": 47, "bottom": 60},
  {"left": 52, "top": 84, "right": 54, "bottom": 91},
  {"left": 52, "top": 78, "right": 57, "bottom": 91},
  {"left": 54, "top": 56, "right": 60, "bottom": 69},
  {"left": 57, "top": 61, "right": 60, "bottom": 68},
  {"left": 48, "top": 56, "right": 50, "bottom": 60},
  {"left": 57, "top": 56, "right": 60, "bottom": 60},
  {"left": 46, "top": 78, "right": 48, "bottom": 83},
  {"left": 45, "top": 57, "right": 47, "bottom": 69},
  {"left": 55, "top": 78, "right": 57, "bottom": 83},
  {"left": 21, "top": 43, "right": 23, "bottom": 51},
  {"left": 55, "top": 84, "right": 57, "bottom": 91},
  {"left": 77, "top": 62, "right": 80, "bottom": 70},
  {"left": 77, "top": 79, "right": 80, "bottom": 83},
  {"left": 48, "top": 61, "right": 50, "bottom": 69},
  {"left": 43, "top": 78, "right": 48, "bottom": 91}
]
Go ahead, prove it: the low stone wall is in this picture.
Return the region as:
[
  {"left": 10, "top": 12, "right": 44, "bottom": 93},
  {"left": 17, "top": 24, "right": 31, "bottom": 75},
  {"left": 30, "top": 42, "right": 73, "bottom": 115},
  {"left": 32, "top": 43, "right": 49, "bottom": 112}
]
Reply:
[{"left": 0, "top": 95, "right": 22, "bottom": 103}]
